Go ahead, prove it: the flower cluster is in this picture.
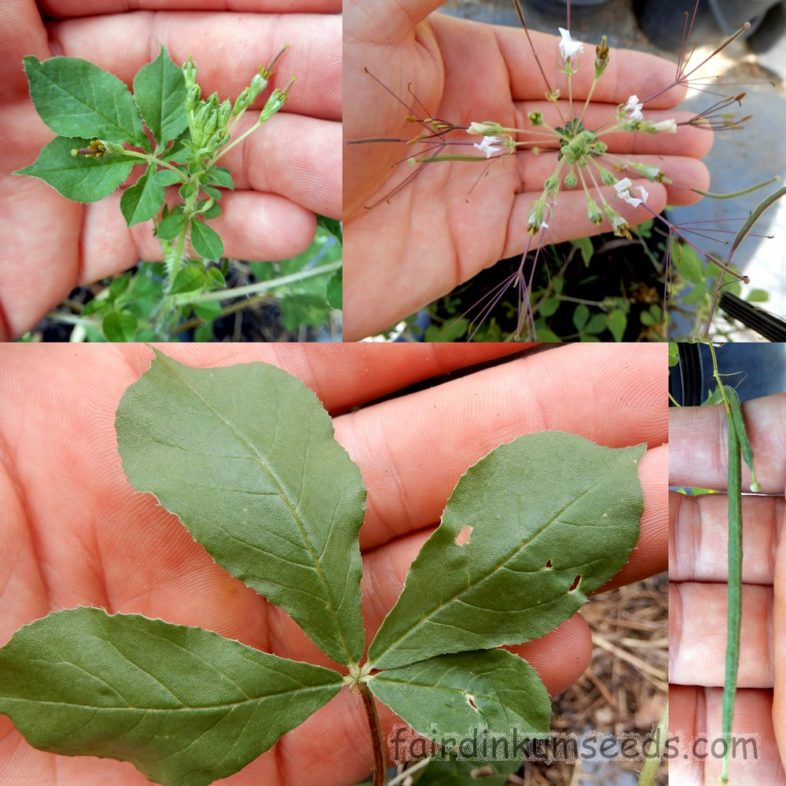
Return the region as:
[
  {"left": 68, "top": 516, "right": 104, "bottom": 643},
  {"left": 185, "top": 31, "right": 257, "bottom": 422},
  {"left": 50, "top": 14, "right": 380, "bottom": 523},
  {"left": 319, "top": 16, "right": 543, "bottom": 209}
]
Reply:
[{"left": 354, "top": 0, "right": 757, "bottom": 340}]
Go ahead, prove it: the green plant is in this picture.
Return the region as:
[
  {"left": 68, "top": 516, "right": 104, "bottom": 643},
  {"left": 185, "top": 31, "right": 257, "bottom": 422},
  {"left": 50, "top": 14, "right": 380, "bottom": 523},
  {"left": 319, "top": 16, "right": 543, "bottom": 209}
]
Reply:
[
  {"left": 0, "top": 351, "right": 645, "bottom": 786},
  {"left": 350, "top": 0, "right": 775, "bottom": 342},
  {"left": 16, "top": 46, "right": 311, "bottom": 341}
]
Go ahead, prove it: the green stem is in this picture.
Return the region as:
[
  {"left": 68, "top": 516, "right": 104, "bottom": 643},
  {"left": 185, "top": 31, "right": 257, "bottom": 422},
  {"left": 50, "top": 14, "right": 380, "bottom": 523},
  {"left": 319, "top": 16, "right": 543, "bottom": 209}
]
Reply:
[
  {"left": 358, "top": 682, "right": 386, "bottom": 786},
  {"left": 170, "top": 260, "right": 342, "bottom": 306},
  {"left": 120, "top": 148, "right": 184, "bottom": 176},
  {"left": 729, "top": 186, "right": 786, "bottom": 258},
  {"left": 212, "top": 120, "right": 261, "bottom": 164},
  {"left": 168, "top": 216, "right": 191, "bottom": 287},
  {"left": 692, "top": 177, "right": 780, "bottom": 200},
  {"left": 637, "top": 701, "right": 668, "bottom": 786}
]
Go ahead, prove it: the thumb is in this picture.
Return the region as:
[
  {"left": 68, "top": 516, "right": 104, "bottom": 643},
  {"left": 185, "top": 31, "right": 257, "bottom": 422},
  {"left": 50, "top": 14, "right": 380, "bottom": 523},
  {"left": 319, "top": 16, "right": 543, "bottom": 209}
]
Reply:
[
  {"left": 0, "top": 1, "right": 50, "bottom": 101},
  {"left": 346, "top": 0, "right": 445, "bottom": 42}
]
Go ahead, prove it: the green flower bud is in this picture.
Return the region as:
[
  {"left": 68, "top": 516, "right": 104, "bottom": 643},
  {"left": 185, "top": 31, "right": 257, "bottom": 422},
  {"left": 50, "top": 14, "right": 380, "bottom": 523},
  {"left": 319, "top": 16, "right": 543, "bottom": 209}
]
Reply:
[
  {"left": 218, "top": 98, "right": 232, "bottom": 127},
  {"left": 233, "top": 88, "right": 252, "bottom": 116},
  {"left": 564, "top": 172, "right": 578, "bottom": 188},
  {"left": 528, "top": 111, "right": 544, "bottom": 127},
  {"left": 594, "top": 35, "right": 609, "bottom": 79},
  {"left": 544, "top": 175, "right": 560, "bottom": 195},
  {"left": 586, "top": 197, "right": 602, "bottom": 224},
  {"left": 259, "top": 76, "right": 296, "bottom": 123},
  {"left": 467, "top": 120, "right": 504, "bottom": 135},
  {"left": 182, "top": 56, "right": 197, "bottom": 88},
  {"left": 599, "top": 167, "right": 616, "bottom": 186},
  {"left": 186, "top": 83, "right": 201, "bottom": 112},
  {"left": 527, "top": 197, "right": 547, "bottom": 234},
  {"left": 249, "top": 72, "right": 268, "bottom": 99}
]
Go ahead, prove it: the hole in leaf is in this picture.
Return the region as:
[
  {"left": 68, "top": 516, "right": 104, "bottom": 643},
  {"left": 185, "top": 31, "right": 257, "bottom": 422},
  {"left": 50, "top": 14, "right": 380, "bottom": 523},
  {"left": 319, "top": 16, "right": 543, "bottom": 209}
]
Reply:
[
  {"left": 569, "top": 574, "right": 582, "bottom": 592},
  {"left": 465, "top": 692, "right": 479, "bottom": 711},
  {"left": 471, "top": 765, "right": 497, "bottom": 778},
  {"left": 455, "top": 525, "right": 473, "bottom": 546},
  {"left": 544, "top": 559, "right": 553, "bottom": 568}
]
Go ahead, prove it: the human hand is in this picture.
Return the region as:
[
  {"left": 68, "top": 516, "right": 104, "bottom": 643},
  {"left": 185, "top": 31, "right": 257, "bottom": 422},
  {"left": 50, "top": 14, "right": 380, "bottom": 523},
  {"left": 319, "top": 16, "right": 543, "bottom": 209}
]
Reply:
[
  {"left": 0, "top": 0, "right": 341, "bottom": 340},
  {"left": 343, "top": 0, "right": 712, "bottom": 340},
  {"left": 669, "top": 395, "right": 786, "bottom": 784},
  {"left": 0, "top": 343, "right": 666, "bottom": 785}
]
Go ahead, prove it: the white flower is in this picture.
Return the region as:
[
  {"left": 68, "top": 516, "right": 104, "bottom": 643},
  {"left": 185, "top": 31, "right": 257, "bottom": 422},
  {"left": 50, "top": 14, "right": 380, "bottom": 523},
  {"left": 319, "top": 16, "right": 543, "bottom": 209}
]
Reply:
[
  {"left": 541, "top": 220, "right": 549, "bottom": 230},
  {"left": 652, "top": 118, "right": 678, "bottom": 133},
  {"left": 474, "top": 135, "right": 505, "bottom": 158},
  {"left": 614, "top": 178, "right": 633, "bottom": 195},
  {"left": 558, "top": 28, "right": 584, "bottom": 61},
  {"left": 623, "top": 94, "right": 644, "bottom": 121},
  {"left": 613, "top": 178, "right": 649, "bottom": 208},
  {"left": 611, "top": 214, "right": 627, "bottom": 230}
]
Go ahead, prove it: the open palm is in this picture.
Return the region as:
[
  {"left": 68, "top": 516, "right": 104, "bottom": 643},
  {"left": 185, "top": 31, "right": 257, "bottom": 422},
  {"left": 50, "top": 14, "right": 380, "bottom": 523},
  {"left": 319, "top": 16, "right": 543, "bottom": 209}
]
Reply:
[
  {"left": 0, "top": 0, "right": 341, "bottom": 341},
  {"left": 0, "top": 343, "right": 666, "bottom": 785},
  {"left": 670, "top": 396, "right": 786, "bottom": 784},
  {"left": 344, "top": 0, "right": 713, "bottom": 340}
]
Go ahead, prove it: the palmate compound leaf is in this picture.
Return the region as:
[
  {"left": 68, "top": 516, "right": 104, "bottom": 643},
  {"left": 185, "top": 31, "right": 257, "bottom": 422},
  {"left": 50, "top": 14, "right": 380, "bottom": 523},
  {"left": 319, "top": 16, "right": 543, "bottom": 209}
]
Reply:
[
  {"left": 369, "top": 431, "right": 645, "bottom": 670},
  {"left": 0, "top": 607, "right": 343, "bottom": 786},
  {"left": 23, "top": 56, "right": 144, "bottom": 145},
  {"left": 369, "top": 650, "right": 550, "bottom": 747},
  {"left": 116, "top": 351, "right": 366, "bottom": 667},
  {"left": 15, "top": 136, "right": 134, "bottom": 203}
]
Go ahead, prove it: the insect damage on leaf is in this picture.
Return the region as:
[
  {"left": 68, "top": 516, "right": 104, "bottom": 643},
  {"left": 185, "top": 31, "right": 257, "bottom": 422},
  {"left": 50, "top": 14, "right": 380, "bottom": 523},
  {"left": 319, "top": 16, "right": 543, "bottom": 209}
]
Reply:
[{"left": 0, "top": 351, "right": 646, "bottom": 786}]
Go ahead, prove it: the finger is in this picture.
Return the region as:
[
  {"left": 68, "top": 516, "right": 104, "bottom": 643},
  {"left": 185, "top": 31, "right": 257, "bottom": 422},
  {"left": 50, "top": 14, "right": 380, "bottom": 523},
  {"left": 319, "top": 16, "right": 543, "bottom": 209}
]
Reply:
[
  {"left": 493, "top": 24, "right": 686, "bottom": 108},
  {"left": 77, "top": 190, "right": 316, "bottom": 284},
  {"left": 514, "top": 152, "right": 710, "bottom": 206},
  {"left": 47, "top": 11, "right": 341, "bottom": 120},
  {"left": 669, "top": 396, "right": 786, "bottom": 492},
  {"left": 669, "top": 582, "right": 773, "bottom": 689},
  {"left": 503, "top": 180, "right": 668, "bottom": 258},
  {"left": 0, "top": 343, "right": 524, "bottom": 428},
  {"left": 214, "top": 113, "right": 341, "bottom": 218},
  {"left": 669, "top": 492, "right": 783, "bottom": 584},
  {"left": 670, "top": 685, "right": 786, "bottom": 785},
  {"left": 513, "top": 103, "right": 714, "bottom": 159},
  {"left": 773, "top": 511, "right": 786, "bottom": 769},
  {"left": 0, "top": 462, "right": 49, "bottom": 645},
  {"left": 346, "top": 0, "right": 445, "bottom": 41},
  {"left": 42, "top": 0, "right": 341, "bottom": 14},
  {"left": 0, "top": 0, "right": 50, "bottom": 98},
  {"left": 335, "top": 343, "right": 667, "bottom": 549},
  {"left": 130, "top": 344, "right": 527, "bottom": 413}
]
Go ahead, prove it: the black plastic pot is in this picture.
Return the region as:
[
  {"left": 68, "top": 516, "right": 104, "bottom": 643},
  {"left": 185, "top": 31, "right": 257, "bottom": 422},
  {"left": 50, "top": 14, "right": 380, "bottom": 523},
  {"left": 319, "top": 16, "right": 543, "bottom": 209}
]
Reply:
[{"left": 633, "top": 0, "right": 782, "bottom": 50}]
